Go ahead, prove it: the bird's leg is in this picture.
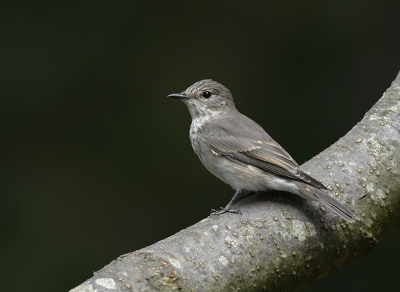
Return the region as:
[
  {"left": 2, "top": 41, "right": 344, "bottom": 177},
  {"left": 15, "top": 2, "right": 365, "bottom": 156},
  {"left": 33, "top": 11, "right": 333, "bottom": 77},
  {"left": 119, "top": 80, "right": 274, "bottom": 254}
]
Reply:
[{"left": 210, "top": 190, "right": 253, "bottom": 215}]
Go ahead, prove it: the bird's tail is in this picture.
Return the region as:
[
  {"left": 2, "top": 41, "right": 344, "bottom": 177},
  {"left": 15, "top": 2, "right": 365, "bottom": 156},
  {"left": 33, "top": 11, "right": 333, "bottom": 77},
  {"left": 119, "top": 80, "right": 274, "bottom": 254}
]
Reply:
[{"left": 294, "top": 181, "right": 359, "bottom": 223}]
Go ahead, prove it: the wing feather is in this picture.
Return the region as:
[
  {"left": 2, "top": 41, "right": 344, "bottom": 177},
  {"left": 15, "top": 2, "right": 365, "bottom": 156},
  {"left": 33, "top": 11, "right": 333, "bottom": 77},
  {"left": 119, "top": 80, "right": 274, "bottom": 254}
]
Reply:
[{"left": 202, "top": 113, "right": 326, "bottom": 190}]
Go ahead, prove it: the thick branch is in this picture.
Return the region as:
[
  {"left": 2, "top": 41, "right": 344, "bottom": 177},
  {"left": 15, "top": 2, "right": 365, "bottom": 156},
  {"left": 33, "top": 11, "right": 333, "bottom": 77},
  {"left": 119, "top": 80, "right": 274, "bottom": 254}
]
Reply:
[{"left": 70, "top": 73, "right": 400, "bottom": 292}]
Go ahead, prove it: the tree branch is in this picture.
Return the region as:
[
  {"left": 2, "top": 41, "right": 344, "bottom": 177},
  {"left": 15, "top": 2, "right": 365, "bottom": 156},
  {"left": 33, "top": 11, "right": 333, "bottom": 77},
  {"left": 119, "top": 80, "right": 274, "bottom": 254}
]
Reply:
[{"left": 70, "top": 72, "right": 400, "bottom": 292}]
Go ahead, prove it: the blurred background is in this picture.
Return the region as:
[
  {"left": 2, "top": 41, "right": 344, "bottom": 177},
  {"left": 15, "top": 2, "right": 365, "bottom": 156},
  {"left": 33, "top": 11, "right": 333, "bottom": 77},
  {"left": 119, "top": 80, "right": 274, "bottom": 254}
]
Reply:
[{"left": 1, "top": 1, "right": 400, "bottom": 291}]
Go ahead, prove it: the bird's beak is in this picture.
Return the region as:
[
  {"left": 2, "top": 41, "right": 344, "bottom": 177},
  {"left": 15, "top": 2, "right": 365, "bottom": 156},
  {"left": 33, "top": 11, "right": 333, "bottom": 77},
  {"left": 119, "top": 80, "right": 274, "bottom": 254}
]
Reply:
[{"left": 168, "top": 93, "right": 190, "bottom": 100}]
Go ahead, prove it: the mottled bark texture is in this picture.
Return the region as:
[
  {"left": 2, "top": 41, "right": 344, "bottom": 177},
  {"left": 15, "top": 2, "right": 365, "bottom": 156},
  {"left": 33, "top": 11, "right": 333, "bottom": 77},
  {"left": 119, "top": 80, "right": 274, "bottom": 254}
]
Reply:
[{"left": 71, "top": 73, "right": 400, "bottom": 292}]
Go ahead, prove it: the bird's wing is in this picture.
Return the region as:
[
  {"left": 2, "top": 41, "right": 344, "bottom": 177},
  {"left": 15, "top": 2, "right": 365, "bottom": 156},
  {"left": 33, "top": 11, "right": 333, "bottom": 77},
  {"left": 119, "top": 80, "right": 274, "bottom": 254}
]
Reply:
[{"left": 201, "top": 113, "right": 327, "bottom": 190}]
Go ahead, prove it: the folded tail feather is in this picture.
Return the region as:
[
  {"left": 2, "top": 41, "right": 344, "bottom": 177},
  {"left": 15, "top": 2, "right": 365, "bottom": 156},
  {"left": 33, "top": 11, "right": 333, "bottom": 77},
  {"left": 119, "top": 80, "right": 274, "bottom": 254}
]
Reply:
[{"left": 294, "top": 181, "right": 359, "bottom": 223}]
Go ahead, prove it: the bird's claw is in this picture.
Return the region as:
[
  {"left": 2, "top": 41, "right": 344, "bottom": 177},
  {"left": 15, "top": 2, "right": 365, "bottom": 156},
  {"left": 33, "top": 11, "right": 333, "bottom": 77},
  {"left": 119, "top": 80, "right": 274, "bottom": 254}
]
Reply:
[{"left": 210, "top": 207, "right": 242, "bottom": 215}]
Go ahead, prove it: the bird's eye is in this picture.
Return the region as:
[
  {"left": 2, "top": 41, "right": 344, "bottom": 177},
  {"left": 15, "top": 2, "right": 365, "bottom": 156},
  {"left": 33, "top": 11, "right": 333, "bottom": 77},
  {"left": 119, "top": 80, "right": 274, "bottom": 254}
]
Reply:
[{"left": 202, "top": 91, "right": 212, "bottom": 98}]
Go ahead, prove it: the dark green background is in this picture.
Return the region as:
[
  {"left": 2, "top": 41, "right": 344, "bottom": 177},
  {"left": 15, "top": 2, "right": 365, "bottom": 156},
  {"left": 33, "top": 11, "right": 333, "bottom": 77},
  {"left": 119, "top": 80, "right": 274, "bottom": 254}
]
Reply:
[{"left": 1, "top": 1, "right": 400, "bottom": 291}]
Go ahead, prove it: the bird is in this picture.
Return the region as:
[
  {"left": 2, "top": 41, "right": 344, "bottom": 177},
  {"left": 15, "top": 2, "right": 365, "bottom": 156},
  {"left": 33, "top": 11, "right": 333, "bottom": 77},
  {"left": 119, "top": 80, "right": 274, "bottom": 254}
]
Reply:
[{"left": 168, "top": 79, "right": 358, "bottom": 223}]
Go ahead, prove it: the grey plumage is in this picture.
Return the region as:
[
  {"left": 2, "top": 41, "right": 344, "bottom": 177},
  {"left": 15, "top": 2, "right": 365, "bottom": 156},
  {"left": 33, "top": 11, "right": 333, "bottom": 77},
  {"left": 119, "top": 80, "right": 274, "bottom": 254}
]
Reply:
[
  {"left": 202, "top": 112, "right": 327, "bottom": 190},
  {"left": 168, "top": 79, "right": 358, "bottom": 223}
]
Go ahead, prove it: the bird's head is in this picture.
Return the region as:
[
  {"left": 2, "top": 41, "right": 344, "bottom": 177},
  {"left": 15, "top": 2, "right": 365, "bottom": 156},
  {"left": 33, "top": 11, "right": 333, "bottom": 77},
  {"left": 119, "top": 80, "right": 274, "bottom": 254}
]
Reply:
[{"left": 168, "top": 79, "right": 236, "bottom": 120}]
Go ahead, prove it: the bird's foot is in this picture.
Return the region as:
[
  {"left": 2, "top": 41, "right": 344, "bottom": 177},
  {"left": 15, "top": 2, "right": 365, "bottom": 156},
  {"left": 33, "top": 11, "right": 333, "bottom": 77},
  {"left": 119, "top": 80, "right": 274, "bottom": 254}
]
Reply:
[{"left": 210, "top": 207, "right": 242, "bottom": 215}]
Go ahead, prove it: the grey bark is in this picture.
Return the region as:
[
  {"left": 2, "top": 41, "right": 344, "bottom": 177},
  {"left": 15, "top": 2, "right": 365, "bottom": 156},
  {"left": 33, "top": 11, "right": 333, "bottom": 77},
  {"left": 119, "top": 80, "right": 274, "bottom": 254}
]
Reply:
[{"left": 70, "top": 72, "right": 400, "bottom": 292}]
